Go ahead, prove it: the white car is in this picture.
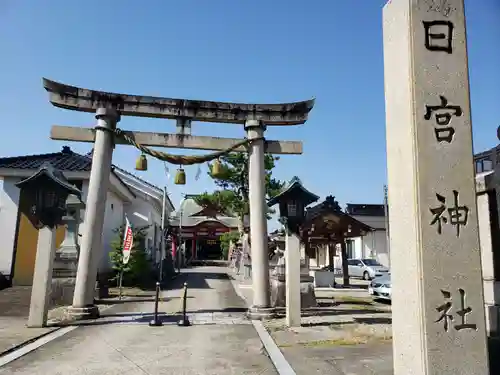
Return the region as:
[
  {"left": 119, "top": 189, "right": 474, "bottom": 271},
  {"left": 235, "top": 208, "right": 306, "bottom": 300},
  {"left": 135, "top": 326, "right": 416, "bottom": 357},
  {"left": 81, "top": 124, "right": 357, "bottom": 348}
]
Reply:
[
  {"left": 347, "top": 258, "right": 390, "bottom": 280},
  {"left": 369, "top": 274, "right": 391, "bottom": 301}
]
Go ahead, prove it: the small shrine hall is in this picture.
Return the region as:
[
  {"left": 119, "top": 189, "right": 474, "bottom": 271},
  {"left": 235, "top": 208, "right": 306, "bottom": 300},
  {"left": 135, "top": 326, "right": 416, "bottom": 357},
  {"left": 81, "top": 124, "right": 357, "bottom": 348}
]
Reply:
[{"left": 168, "top": 195, "right": 246, "bottom": 260}]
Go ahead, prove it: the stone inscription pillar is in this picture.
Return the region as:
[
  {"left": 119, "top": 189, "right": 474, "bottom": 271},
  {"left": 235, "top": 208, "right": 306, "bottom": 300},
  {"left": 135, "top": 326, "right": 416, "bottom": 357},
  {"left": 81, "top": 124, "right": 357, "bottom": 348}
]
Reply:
[
  {"left": 28, "top": 226, "right": 57, "bottom": 327},
  {"left": 70, "top": 108, "right": 120, "bottom": 319},
  {"left": 383, "top": 1, "right": 489, "bottom": 374},
  {"left": 285, "top": 230, "right": 301, "bottom": 327},
  {"left": 245, "top": 119, "right": 272, "bottom": 318}
]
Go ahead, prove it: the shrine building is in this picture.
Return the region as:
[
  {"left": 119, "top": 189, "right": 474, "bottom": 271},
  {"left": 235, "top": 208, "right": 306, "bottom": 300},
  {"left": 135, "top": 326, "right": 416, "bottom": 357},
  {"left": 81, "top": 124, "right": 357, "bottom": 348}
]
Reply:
[{"left": 168, "top": 195, "right": 247, "bottom": 260}]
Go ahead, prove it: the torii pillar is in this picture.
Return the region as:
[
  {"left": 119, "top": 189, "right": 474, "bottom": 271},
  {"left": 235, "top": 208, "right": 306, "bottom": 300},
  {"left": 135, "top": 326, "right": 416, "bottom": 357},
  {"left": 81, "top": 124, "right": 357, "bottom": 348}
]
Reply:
[
  {"left": 245, "top": 119, "right": 274, "bottom": 319},
  {"left": 67, "top": 108, "right": 120, "bottom": 319}
]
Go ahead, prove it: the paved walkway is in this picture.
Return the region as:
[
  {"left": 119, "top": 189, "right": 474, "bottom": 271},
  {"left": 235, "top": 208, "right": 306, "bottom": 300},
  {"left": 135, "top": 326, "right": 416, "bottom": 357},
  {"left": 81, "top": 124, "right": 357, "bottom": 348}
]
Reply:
[
  {"left": 231, "top": 269, "right": 394, "bottom": 375},
  {"left": 0, "top": 286, "right": 58, "bottom": 355},
  {"left": 0, "top": 267, "right": 277, "bottom": 375}
]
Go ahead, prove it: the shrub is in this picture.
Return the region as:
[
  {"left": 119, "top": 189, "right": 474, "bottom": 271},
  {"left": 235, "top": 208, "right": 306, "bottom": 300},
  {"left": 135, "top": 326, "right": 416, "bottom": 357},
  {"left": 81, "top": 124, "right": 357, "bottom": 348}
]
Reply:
[{"left": 109, "top": 224, "right": 154, "bottom": 287}]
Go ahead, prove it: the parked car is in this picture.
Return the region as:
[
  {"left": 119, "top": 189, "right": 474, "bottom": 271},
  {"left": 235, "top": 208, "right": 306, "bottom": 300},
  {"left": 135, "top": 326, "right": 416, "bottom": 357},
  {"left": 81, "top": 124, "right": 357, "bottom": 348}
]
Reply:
[
  {"left": 347, "top": 258, "right": 389, "bottom": 280},
  {"left": 368, "top": 273, "right": 391, "bottom": 301}
]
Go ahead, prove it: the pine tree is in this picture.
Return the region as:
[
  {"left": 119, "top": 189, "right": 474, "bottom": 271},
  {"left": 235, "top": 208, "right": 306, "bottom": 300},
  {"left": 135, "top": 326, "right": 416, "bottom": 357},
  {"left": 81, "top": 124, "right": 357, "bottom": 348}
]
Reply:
[{"left": 195, "top": 152, "right": 284, "bottom": 233}]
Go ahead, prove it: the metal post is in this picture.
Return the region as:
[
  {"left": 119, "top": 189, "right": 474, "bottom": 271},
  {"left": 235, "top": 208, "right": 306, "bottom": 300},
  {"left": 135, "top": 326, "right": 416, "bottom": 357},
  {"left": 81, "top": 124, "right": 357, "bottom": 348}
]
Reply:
[
  {"left": 118, "top": 270, "right": 124, "bottom": 300},
  {"left": 177, "top": 282, "right": 191, "bottom": 326},
  {"left": 149, "top": 282, "right": 163, "bottom": 327}
]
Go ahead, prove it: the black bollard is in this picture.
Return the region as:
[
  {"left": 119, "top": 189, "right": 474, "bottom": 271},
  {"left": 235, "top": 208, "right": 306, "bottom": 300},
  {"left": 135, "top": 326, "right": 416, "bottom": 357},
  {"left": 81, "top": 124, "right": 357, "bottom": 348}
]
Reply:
[
  {"left": 177, "top": 282, "right": 191, "bottom": 327},
  {"left": 149, "top": 282, "right": 163, "bottom": 327}
]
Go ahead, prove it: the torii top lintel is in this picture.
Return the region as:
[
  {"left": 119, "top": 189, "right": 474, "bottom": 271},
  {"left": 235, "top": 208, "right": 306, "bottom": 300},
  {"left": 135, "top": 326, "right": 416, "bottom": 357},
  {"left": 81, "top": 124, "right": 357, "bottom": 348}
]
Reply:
[{"left": 43, "top": 78, "right": 315, "bottom": 126}]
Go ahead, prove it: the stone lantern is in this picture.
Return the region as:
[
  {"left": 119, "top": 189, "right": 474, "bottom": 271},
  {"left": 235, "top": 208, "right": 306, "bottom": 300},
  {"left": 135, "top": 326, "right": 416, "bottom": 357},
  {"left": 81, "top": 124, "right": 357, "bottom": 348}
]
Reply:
[
  {"left": 268, "top": 176, "right": 319, "bottom": 233},
  {"left": 267, "top": 176, "right": 320, "bottom": 326},
  {"left": 16, "top": 163, "right": 82, "bottom": 327},
  {"left": 53, "top": 194, "right": 86, "bottom": 305},
  {"left": 54, "top": 194, "right": 85, "bottom": 272},
  {"left": 16, "top": 163, "right": 82, "bottom": 229}
]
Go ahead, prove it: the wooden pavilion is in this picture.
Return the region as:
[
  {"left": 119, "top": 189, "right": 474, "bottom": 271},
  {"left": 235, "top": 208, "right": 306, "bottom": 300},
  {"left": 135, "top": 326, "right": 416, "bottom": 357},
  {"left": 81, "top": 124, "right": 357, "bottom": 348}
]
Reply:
[{"left": 300, "top": 195, "right": 373, "bottom": 286}]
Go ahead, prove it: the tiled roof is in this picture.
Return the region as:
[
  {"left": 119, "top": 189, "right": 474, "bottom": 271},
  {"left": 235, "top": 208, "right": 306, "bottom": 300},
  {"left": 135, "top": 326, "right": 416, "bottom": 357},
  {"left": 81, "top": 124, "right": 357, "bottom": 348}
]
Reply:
[
  {"left": 346, "top": 203, "right": 385, "bottom": 217},
  {"left": 0, "top": 146, "right": 92, "bottom": 172},
  {"left": 169, "top": 195, "right": 246, "bottom": 229}
]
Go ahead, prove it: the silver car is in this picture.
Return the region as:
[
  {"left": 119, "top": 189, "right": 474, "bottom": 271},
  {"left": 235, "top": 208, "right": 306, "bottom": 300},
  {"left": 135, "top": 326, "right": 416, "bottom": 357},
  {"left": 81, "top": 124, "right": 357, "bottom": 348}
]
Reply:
[
  {"left": 347, "top": 258, "right": 390, "bottom": 280},
  {"left": 369, "top": 274, "right": 391, "bottom": 301}
]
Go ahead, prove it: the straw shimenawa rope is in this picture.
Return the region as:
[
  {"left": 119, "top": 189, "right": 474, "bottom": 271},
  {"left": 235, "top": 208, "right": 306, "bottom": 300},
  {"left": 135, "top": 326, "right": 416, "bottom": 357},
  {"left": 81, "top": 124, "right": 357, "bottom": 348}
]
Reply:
[{"left": 95, "top": 126, "right": 264, "bottom": 166}]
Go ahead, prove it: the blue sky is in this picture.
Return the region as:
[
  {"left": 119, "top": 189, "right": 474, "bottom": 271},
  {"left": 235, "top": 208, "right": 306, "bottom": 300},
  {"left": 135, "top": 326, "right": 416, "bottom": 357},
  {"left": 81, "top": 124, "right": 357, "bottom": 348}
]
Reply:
[{"left": 1, "top": 0, "right": 499, "bottom": 229}]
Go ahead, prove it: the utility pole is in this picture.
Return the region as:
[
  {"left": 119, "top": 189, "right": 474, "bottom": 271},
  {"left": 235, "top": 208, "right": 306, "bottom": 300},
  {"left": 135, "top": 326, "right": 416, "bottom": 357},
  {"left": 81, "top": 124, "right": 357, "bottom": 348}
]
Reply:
[
  {"left": 383, "top": 184, "right": 390, "bottom": 267},
  {"left": 159, "top": 186, "right": 167, "bottom": 283},
  {"left": 177, "top": 195, "right": 184, "bottom": 273}
]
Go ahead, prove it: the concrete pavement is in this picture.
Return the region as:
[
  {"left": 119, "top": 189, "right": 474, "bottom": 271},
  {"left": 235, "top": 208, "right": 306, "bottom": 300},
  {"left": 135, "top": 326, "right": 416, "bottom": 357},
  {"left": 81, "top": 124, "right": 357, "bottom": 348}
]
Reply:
[
  {"left": 0, "top": 267, "right": 278, "bottom": 374},
  {"left": 0, "top": 286, "right": 59, "bottom": 355}
]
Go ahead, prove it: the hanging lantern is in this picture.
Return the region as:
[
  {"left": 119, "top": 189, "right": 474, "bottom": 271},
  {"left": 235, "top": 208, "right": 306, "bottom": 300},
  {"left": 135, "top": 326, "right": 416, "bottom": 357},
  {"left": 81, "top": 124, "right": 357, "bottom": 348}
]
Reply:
[
  {"left": 135, "top": 154, "right": 148, "bottom": 171},
  {"left": 174, "top": 168, "right": 186, "bottom": 185},
  {"left": 211, "top": 159, "right": 223, "bottom": 178}
]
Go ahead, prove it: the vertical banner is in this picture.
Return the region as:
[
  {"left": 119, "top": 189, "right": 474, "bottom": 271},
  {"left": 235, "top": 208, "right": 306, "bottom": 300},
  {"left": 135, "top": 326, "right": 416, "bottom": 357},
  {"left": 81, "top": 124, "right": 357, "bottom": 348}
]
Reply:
[{"left": 122, "top": 216, "right": 134, "bottom": 264}]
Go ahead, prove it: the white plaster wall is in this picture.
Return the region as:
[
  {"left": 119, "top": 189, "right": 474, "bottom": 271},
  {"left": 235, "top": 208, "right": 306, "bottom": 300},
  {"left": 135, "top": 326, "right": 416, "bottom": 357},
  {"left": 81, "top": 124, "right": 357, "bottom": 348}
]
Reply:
[
  {"left": 352, "top": 237, "right": 363, "bottom": 259},
  {"left": 100, "top": 191, "right": 125, "bottom": 270},
  {"left": 372, "top": 231, "right": 389, "bottom": 267},
  {"left": 124, "top": 195, "right": 162, "bottom": 261},
  {"left": 0, "top": 177, "right": 21, "bottom": 278},
  {"left": 77, "top": 181, "right": 89, "bottom": 245},
  {"left": 356, "top": 215, "right": 386, "bottom": 230},
  {"left": 349, "top": 231, "right": 389, "bottom": 266}
]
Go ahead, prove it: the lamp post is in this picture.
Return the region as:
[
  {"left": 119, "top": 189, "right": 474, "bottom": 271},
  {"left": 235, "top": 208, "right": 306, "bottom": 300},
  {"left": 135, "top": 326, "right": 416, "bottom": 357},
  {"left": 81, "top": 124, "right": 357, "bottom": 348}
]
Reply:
[
  {"left": 15, "top": 163, "right": 82, "bottom": 328},
  {"left": 268, "top": 176, "right": 319, "bottom": 327}
]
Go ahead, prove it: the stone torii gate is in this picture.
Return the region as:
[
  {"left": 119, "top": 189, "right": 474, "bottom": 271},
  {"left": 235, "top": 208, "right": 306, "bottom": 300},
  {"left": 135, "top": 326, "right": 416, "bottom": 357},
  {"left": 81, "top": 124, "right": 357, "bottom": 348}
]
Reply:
[{"left": 43, "top": 78, "right": 315, "bottom": 320}]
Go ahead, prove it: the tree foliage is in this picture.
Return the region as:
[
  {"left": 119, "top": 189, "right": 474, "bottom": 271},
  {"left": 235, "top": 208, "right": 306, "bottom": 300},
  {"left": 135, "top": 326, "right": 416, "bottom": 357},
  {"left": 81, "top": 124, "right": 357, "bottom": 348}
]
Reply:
[
  {"left": 195, "top": 153, "right": 285, "bottom": 221},
  {"left": 108, "top": 224, "right": 153, "bottom": 286},
  {"left": 219, "top": 231, "right": 240, "bottom": 259}
]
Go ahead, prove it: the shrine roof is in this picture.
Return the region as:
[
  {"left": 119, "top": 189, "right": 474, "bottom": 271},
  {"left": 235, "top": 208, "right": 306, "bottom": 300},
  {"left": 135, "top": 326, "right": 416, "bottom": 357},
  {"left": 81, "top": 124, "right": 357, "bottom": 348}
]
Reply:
[
  {"left": 303, "top": 196, "right": 373, "bottom": 238},
  {"left": 16, "top": 162, "right": 82, "bottom": 197},
  {"left": 43, "top": 78, "right": 315, "bottom": 125},
  {"left": 267, "top": 176, "right": 319, "bottom": 207},
  {"left": 169, "top": 195, "right": 247, "bottom": 229}
]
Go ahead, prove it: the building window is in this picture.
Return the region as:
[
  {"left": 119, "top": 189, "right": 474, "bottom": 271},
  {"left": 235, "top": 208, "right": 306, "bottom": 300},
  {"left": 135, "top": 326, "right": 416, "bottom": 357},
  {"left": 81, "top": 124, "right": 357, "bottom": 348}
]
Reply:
[
  {"left": 484, "top": 159, "right": 493, "bottom": 171},
  {"left": 310, "top": 245, "right": 317, "bottom": 259},
  {"left": 476, "top": 159, "right": 493, "bottom": 174},
  {"left": 346, "top": 240, "right": 355, "bottom": 259}
]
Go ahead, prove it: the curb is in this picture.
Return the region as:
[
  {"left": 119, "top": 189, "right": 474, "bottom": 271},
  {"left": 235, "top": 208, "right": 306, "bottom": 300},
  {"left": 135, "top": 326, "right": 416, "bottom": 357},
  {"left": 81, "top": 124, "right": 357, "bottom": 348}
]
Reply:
[
  {"left": 0, "top": 326, "right": 77, "bottom": 367},
  {"left": 0, "top": 327, "right": 60, "bottom": 359},
  {"left": 252, "top": 320, "right": 297, "bottom": 375},
  {"left": 228, "top": 271, "right": 297, "bottom": 375},
  {"left": 0, "top": 294, "right": 130, "bottom": 366}
]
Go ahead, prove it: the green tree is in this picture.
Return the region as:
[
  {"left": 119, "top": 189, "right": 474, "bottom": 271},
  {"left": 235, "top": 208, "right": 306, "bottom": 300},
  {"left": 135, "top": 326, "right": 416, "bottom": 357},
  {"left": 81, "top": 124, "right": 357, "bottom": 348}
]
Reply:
[
  {"left": 109, "top": 224, "right": 153, "bottom": 287},
  {"left": 219, "top": 231, "right": 240, "bottom": 259},
  {"left": 195, "top": 152, "right": 285, "bottom": 233}
]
